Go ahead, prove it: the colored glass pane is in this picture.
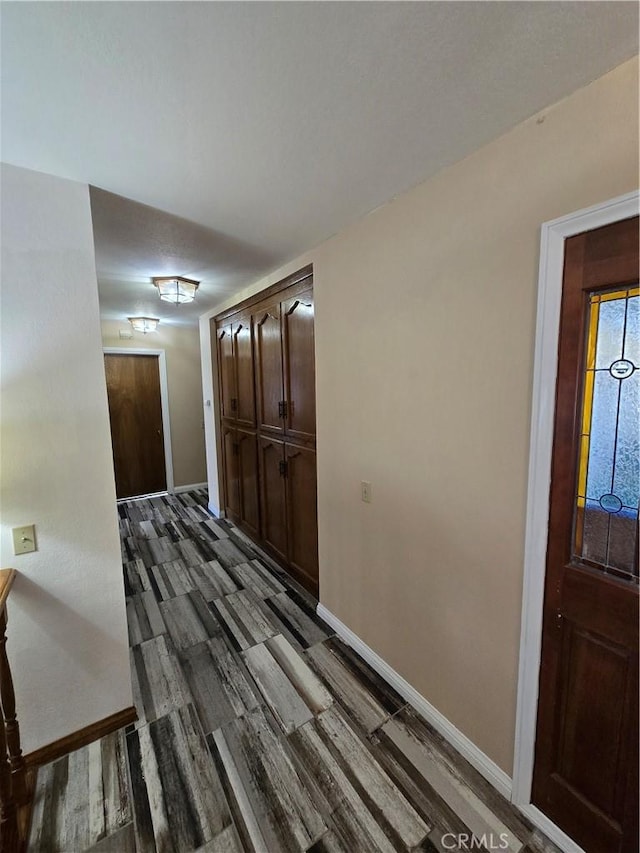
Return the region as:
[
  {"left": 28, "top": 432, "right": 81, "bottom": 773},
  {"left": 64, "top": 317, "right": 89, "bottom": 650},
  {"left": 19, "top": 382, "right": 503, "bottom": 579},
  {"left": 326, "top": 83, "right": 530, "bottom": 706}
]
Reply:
[
  {"left": 623, "top": 294, "right": 639, "bottom": 365},
  {"left": 585, "top": 371, "right": 618, "bottom": 501},
  {"left": 613, "top": 370, "right": 639, "bottom": 508},
  {"left": 595, "top": 297, "right": 624, "bottom": 369},
  {"left": 574, "top": 288, "right": 639, "bottom": 581}
]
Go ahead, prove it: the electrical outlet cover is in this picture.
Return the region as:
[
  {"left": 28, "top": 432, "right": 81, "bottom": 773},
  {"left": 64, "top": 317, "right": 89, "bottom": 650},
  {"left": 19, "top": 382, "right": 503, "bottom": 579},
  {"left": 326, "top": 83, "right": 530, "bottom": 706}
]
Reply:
[{"left": 361, "top": 481, "right": 372, "bottom": 503}]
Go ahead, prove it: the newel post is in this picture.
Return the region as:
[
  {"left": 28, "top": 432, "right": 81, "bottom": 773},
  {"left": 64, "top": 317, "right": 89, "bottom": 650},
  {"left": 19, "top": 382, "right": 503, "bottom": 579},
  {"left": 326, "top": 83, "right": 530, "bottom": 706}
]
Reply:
[
  {"left": 0, "top": 609, "right": 25, "bottom": 806},
  {"left": 0, "top": 607, "right": 19, "bottom": 853}
]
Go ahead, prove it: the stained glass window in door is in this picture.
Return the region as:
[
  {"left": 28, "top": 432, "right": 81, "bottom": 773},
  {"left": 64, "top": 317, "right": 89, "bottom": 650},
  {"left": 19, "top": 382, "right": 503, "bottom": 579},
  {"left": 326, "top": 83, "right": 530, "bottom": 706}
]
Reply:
[{"left": 574, "top": 287, "right": 639, "bottom": 580}]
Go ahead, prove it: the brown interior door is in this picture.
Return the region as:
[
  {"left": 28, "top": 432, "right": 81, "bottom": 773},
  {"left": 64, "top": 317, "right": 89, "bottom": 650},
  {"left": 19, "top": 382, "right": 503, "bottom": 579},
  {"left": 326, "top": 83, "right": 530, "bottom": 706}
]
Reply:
[
  {"left": 532, "top": 216, "right": 639, "bottom": 853},
  {"left": 258, "top": 437, "right": 288, "bottom": 562},
  {"left": 282, "top": 290, "right": 316, "bottom": 443},
  {"left": 285, "top": 444, "right": 319, "bottom": 595},
  {"left": 253, "top": 305, "right": 284, "bottom": 434},
  {"left": 234, "top": 318, "right": 256, "bottom": 427},
  {"left": 218, "top": 324, "right": 236, "bottom": 421},
  {"left": 237, "top": 429, "right": 260, "bottom": 538},
  {"left": 104, "top": 354, "right": 167, "bottom": 499}
]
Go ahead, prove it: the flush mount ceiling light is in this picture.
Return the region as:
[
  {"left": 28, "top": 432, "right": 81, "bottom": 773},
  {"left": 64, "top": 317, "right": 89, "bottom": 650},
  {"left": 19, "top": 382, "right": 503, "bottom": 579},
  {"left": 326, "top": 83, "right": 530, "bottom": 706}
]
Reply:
[
  {"left": 128, "top": 316, "right": 159, "bottom": 334},
  {"left": 152, "top": 276, "right": 200, "bottom": 305}
]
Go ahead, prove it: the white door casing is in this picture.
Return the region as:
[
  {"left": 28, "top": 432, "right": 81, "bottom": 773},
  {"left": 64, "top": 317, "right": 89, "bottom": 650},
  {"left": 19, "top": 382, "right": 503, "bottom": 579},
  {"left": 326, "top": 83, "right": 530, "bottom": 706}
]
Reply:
[{"left": 512, "top": 191, "right": 639, "bottom": 851}]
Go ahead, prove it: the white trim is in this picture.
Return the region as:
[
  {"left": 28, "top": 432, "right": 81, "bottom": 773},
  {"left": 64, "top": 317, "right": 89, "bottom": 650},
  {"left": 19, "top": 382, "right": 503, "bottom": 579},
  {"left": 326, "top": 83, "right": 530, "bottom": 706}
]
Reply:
[
  {"left": 519, "top": 805, "right": 586, "bottom": 853},
  {"left": 316, "top": 603, "right": 513, "bottom": 799},
  {"left": 173, "top": 482, "right": 208, "bottom": 494},
  {"left": 208, "top": 502, "right": 222, "bottom": 518},
  {"left": 116, "top": 490, "right": 167, "bottom": 504},
  {"left": 103, "top": 347, "right": 175, "bottom": 493},
  {"left": 512, "top": 192, "right": 639, "bottom": 813}
]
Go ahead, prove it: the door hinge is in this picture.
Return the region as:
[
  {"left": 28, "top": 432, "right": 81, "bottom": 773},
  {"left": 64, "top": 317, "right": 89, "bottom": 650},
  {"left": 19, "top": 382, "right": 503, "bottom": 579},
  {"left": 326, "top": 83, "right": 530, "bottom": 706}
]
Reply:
[
  {"left": 278, "top": 400, "right": 288, "bottom": 419},
  {"left": 279, "top": 460, "right": 288, "bottom": 478}
]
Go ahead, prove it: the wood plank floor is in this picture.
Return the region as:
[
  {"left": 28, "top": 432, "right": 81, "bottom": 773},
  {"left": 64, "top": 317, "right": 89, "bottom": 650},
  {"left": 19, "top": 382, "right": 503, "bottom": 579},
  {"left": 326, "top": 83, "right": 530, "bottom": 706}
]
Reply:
[{"left": 28, "top": 489, "right": 561, "bottom": 853}]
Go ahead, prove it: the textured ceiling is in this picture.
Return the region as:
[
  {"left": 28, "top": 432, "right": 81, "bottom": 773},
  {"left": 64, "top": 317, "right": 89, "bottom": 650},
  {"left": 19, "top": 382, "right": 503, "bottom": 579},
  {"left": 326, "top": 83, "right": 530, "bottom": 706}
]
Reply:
[
  {"left": 2, "top": 2, "right": 638, "bottom": 326},
  {"left": 89, "top": 188, "right": 275, "bottom": 326}
]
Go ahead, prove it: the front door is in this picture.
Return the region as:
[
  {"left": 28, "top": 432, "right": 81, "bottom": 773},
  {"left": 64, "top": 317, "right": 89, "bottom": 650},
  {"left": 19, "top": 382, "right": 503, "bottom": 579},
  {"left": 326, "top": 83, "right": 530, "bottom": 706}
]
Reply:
[
  {"left": 532, "top": 216, "right": 639, "bottom": 853},
  {"left": 104, "top": 353, "right": 167, "bottom": 499}
]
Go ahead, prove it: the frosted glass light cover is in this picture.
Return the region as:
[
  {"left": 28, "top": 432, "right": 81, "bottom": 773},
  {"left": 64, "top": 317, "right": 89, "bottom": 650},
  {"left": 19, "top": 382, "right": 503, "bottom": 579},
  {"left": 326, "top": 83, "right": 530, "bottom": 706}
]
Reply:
[
  {"left": 152, "top": 276, "right": 199, "bottom": 305},
  {"left": 128, "top": 317, "right": 159, "bottom": 333}
]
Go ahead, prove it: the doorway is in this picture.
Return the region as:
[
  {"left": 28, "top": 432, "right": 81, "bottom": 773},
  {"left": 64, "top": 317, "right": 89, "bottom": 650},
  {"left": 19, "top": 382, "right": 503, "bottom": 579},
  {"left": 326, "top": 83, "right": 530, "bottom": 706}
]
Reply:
[
  {"left": 104, "top": 349, "right": 174, "bottom": 499},
  {"left": 513, "top": 192, "right": 639, "bottom": 853}
]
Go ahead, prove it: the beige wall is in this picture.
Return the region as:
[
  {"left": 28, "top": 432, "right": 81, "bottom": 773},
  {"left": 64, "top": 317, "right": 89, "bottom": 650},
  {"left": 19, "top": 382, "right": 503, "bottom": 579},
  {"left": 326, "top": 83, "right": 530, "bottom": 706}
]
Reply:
[
  {"left": 0, "top": 164, "right": 132, "bottom": 752},
  {"left": 101, "top": 321, "right": 207, "bottom": 488},
  {"left": 201, "top": 57, "right": 639, "bottom": 775}
]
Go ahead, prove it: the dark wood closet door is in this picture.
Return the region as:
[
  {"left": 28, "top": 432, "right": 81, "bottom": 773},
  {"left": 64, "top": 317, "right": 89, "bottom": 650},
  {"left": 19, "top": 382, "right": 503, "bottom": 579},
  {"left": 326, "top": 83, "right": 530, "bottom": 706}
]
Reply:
[
  {"left": 532, "top": 217, "right": 639, "bottom": 853},
  {"left": 104, "top": 354, "right": 166, "bottom": 499},
  {"left": 222, "top": 425, "right": 240, "bottom": 521},
  {"left": 258, "top": 437, "right": 288, "bottom": 562},
  {"left": 237, "top": 429, "right": 259, "bottom": 538},
  {"left": 253, "top": 305, "right": 284, "bottom": 434},
  {"left": 214, "top": 267, "right": 318, "bottom": 597},
  {"left": 218, "top": 324, "right": 236, "bottom": 421},
  {"left": 285, "top": 444, "right": 318, "bottom": 594},
  {"left": 234, "top": 318, "right": 256, "bottom": 427},
  {"left": 282, "top": 290, "right": 316, "bottom": 443}
]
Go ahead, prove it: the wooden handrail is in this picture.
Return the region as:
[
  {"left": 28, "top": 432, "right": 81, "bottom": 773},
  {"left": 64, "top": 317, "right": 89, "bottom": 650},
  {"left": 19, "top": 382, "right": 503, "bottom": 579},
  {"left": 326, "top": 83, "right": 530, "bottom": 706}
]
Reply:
[{"left": 0, "top": 569, "right": 25, "bottom": 853}]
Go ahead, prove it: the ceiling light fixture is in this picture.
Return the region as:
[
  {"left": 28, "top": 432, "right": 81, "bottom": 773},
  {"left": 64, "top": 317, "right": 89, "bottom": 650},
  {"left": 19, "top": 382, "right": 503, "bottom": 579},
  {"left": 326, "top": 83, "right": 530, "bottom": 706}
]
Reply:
[
  {"left": 128, "top": 316, "right": 159, "bottom": 334},
  {"left": 152, "top": 276, "right": 200, "bottom": 305}
]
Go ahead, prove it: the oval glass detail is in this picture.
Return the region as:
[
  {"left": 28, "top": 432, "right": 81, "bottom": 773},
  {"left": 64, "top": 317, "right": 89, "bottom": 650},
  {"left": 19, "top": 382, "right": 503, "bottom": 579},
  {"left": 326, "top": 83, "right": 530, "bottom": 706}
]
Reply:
[
  {"left": 599, "top": 493, "right": 623, "bottom": 513},
  {"left": 609, "top": 359, "right": 634, "bottom": 380}
]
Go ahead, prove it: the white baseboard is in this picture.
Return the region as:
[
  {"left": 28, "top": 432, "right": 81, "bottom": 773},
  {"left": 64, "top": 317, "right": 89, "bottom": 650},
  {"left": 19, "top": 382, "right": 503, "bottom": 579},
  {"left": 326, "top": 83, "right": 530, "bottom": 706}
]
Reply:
[
  {"left": 116, "top": 490, "right": 166, "bottom": 504},
  {"left": 316, "top": 604, "right": 512, "bottom": 799},
  {"left": 518, "top": 805, "right": 586, "bottom": 853},
  {"left": 173, "top": 482, "right": 208, "bottom": 494},
  {"left": 316, "top": 604, "right": 587, "bottom": 853}
]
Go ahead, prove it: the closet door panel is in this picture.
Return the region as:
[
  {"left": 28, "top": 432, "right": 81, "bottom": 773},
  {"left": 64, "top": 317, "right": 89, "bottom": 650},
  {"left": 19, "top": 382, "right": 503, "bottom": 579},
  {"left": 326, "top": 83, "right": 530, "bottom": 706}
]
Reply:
[
  {"left": 259, "top": 437, "right": 288, "bottom": 562},
  {"left": 234, "top": 318, "right": 256, "bottom": 427},
  {"left": 237, "top": 429, "right": 260, "bottom": 538},
  {"left": 282, "top": 290, "right": 316, "bottom": 442},
  {"left": 222, "top": 425, "right": 240, "bottom": 521},
  {"left": 253, "top": 305, "right": 284, "bottom": 434},
  {"left": 285, "top": 444, "right": 318, "bottom": 593},
  {"left": 217, "top": 324, "right": 236, "bottom": 421}
]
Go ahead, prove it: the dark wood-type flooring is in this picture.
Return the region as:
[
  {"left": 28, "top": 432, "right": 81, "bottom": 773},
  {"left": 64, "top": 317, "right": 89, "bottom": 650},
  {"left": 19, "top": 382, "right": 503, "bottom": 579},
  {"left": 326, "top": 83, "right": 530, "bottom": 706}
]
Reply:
[{"left": 28, "top": 489, "right": 561, "bottom": 853}]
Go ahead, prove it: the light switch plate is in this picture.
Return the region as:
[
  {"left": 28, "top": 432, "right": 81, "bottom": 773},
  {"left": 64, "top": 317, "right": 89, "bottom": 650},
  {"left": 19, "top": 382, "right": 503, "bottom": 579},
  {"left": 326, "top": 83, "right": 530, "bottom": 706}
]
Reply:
[
  {"left": 361, "top": 481, "right": 372, "bottom": 503},
  {"left": 12, "top": 524, "right": 36, "bottom": 555}
]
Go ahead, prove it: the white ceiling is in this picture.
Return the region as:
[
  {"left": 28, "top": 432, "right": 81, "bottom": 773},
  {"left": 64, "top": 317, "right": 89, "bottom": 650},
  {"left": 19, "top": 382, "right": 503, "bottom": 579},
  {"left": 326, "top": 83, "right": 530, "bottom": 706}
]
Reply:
[{"left": 2, "top": 2, "right": 638, "bottom": 326}]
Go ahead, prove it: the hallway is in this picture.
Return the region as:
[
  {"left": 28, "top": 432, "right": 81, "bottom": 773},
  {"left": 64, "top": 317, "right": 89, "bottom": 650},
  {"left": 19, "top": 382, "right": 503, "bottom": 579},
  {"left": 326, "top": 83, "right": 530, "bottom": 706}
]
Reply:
[{"left": 27, "top": 491, "right": 558, "bottom": 853}]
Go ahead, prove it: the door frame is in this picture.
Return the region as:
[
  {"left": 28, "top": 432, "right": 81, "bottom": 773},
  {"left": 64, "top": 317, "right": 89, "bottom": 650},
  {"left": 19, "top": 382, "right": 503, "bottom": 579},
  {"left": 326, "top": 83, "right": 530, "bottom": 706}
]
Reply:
[
  {"left": 103, "top": 347, "right": 175, "bottom": 494},
  {"left": 512, "top": 191, "right": 639, "bottom": 847}
]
